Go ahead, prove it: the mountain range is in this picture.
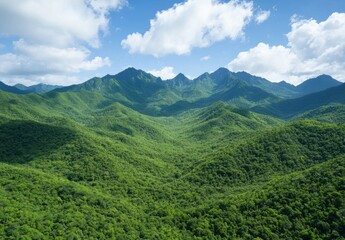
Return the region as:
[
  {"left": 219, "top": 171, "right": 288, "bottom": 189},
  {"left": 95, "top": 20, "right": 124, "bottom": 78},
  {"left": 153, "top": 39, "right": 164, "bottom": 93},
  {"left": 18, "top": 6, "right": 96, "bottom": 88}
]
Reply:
[{"left": 0, "top": 67, "right": 344, "bottom": 239}]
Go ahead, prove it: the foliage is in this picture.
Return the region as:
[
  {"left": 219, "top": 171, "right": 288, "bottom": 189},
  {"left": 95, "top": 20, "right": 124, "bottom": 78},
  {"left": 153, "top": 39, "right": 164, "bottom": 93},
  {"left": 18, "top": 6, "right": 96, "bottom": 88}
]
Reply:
[{"left": 0, "top": 70, "right": 344, "bottom": 239}]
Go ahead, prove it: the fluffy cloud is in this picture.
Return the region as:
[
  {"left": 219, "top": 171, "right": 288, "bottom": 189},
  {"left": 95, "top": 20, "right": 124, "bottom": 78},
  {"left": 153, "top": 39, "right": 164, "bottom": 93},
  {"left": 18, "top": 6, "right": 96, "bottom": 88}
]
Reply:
[
  {"left": 0, "top": 0, "right": 125, "bottom": 47},
  {"left": 229, "top": 12, "right": 345, "bottom": 84},
  {"left": 122, "top": 0, "right": 253, "bottom": 57},
  {"left": 0, "top": 0, "right": 124, "bottom": 84},
  {"left": 148, "top": 67, "right": 177, "bottom": 80},
  {"left": 255, "top": 10, "right": 270, "bottom": 24},
  {"left": 0, "top": 40, "right": 110, "bottom": 75}
]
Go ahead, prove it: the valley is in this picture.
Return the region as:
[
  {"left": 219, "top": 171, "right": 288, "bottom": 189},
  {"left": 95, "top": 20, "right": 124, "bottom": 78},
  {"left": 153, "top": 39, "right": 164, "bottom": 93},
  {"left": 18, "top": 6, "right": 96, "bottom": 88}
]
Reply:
[{"left": 0, "top": 68, "right": 344, "bottom": 239}]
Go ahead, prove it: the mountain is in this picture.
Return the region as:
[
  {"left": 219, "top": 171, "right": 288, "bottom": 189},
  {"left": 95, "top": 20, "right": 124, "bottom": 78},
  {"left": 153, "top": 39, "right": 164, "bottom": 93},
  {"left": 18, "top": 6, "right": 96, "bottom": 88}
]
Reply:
[
  {"left": 233, "top": 71, "right": 300, "bottom": 98},
  {"left": 226, "top": 70, "right": 342, "bottom": 98},
  {"left": 295, "top": 74, "right": 342, "bottom": 95},
  {"left": 0, "top": 81, "right": 27, "bottom": 94},
  {"left": 1, "top": 67, "right": 344, "bottom": 239},
  {"left": 14, "top": 83, "right": 62, "bottom": 93},
  {"left": 254, "top": 83, "right": 345, "bottom": 118},
  {"left": 167, "top": 73, "right": 192, "bottom": 88},
  {"left": 54, "top": 67, "right": 280, "bottom": 115},
  {"left": 52, "top": 68, "right": 344, "bottom": 116}
]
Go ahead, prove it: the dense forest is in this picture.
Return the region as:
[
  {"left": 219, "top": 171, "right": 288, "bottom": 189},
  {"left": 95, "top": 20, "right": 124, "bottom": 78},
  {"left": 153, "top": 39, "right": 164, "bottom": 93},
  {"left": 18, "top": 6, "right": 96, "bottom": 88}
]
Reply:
[{"left": 0, "top": 68, "right": 344, "bottom": 239}]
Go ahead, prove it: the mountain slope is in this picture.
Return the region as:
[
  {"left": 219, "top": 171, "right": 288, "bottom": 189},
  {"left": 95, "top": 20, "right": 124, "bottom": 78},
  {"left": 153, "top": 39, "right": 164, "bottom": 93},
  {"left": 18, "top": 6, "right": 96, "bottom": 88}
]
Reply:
[
  {"left": 233, "top": 71, "right": 299, "bottom": 98},
  {"left": 14, "top": 83, "right": 62, "bottom": 93},
  {"left": 254, "top": 83, "right": 345, "bottom": 118},
  {"left": 0, "top": 68, "right": 344, "bottom": 239},
  {"left": 296, "top": 74, "right": 342, "bottom": 95},
  {"left": 176, "top": 156, "right": 345, "bottom": 239},
  {"left": 0, "top": 81, "right": 27, "bottom": 94}
]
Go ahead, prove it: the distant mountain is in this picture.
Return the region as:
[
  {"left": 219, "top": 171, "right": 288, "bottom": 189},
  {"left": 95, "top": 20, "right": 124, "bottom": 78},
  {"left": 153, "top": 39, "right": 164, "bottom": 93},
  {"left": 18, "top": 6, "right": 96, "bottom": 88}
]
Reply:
[
  {"left": 254, "top": 83, "right": 345, "bottom": 118},
  {"left": 52, "top": 67, "right": 344, "bottom": 116},
  {"left": 295, "top": 74, "right": 342, "bottom": 95},
  {"left": 233, "top": 71, "right": 299, "bottom": 98},
  {"left": 229, "top": 71, "right": 343, "bottom": 97},
  {"left": 0, "top": 81, "right": 27, "bottom": 94},
  {"left": 14, "top": 83, "right": 62, "bottom": 93}
]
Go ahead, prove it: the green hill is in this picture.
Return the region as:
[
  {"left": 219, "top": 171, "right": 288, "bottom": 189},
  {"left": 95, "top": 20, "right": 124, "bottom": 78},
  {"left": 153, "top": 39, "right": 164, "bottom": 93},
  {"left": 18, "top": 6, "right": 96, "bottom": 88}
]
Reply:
[
  {"left": 0, "top": 68, "right": 344, "bottom": 239},
  {"left": 254, "top": 83, "right": 345, "bottom": 118}
]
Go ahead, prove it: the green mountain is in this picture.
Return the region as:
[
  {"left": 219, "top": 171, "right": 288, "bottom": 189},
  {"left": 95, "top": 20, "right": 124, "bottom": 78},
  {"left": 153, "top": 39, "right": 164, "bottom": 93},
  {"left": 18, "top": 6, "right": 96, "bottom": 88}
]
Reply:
[
  {"left": 293, "top": 104, "right": 345, "bottom": 123},
  {"left": 54, "top": 67, "right": 280, "bottom": 115},
  {"left": 0, "top": 68, "right": 344, "bottom": 239},
  {"left": 0, "top": 81, "right": 27, "bottom": 94},
  {"left": 233, "top": 71, "right": 299, "bottom": 98},
  {"left": 255, "top": 83, "right": 345, "bottom": 118},
  {"left": 14, "top": 83, "right": 62, "bottom": 93},
  {"left": 295, "top": 74, "right": 342, "bottom": 95}
]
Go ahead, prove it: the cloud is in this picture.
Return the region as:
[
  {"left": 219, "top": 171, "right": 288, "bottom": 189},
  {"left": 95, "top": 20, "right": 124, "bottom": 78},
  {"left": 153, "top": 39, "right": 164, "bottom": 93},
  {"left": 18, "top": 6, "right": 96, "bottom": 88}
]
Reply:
[
  {"left": 0, "top": 0, "right": 125, "bottom": 47},
  {"left": 0, "top": 39, "right": 110, "bottom": 75},
  {"left": 201, "top": 56, "right": 211, "bottom": 61},
  {"left": 228, "top": 12, "right": 345, "bottom": 84},
  {"left": 0, "top": 0, "right": 124, "bottom": 85},
  {"left": 255, "top": 10, "right": 270, "bottom": 24},
  {"left": 148, "top": 67, "right": 177, "bottom": 80},
  {"left": 3, "top": 75, "right": 83, "bottom": 87},
  {"left": 122, "top": 0, "right": 253, "bottom": 57}
]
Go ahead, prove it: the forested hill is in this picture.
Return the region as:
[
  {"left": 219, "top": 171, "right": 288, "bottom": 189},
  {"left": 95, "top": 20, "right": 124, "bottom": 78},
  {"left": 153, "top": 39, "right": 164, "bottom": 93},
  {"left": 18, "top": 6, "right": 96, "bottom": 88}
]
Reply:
[{"left": 0, "top": 68, "right": 344, "bottom": 239}]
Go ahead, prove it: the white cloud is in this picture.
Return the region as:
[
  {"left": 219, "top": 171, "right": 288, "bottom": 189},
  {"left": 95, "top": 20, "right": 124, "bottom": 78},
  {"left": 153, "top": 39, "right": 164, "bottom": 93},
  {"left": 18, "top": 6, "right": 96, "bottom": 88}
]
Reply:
[
  {"left": 0, "top": 39, "right": 110, "bottom": 75},
  {"left": 0, "top": 0, "right": 124, "bottom": 85},
  {"left": 2, "top": 75, "right": 83, "bottom": 87},
  {"left": 0, "top": 0, "right": 125, "bottom": 48},
  {"left": 201, "top": 56, "right": 211, "bottom": 61},
  {"left": 255, "top": 10, "right": 270, "bottom": 24},
  {"left": 122, "top": 0, "right": 253, "bottom": 57},
  {"left": 228, "top": 12, "right": 345, "bottom": 84},
  {"left": 148, "top": 67, "right": 177, "bottom": 80}
]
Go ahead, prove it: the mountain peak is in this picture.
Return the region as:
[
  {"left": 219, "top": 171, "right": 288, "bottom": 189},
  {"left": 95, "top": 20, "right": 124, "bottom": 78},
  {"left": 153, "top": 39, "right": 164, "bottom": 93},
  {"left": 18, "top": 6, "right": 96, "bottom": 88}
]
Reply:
[
  {"left": 167, "top": 73, "right": 191, "bottom": 87},
  {"left": 115, "top": 67, "right": 160, "bottom": 83},
  {"left": 297, "top": 74, "right": 342, "bottom": 95},
  {"left": 212, "top": 67, "right": 231, "bottom": 74},
  {"left": 0, "top": 81, "right": 28, "bottom": 94},
  {"left": 173, "top": 73, "right": 190, "bottom": 81}
]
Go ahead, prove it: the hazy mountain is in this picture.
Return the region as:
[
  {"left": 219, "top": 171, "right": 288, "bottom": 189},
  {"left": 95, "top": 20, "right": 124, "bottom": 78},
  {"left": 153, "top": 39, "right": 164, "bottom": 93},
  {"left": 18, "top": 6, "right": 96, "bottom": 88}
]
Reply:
[
  {"left": 14, "top": 83, "right": 62, "bottom": 93},
  {"left": 254, "top": 83, "right": 345, "bottom": 118},
  {"left": 295, "top": 74, "right": 342, "bottom": 95},
  {"left": 0, "top": 81, "right": 27, "bottom": 94}
]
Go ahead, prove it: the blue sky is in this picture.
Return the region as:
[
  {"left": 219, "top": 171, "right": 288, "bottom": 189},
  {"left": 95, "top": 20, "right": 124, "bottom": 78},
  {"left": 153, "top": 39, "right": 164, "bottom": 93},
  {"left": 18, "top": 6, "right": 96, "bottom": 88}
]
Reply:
[{"left": 0, "top": 0, "right": 344, "bottom": 86}]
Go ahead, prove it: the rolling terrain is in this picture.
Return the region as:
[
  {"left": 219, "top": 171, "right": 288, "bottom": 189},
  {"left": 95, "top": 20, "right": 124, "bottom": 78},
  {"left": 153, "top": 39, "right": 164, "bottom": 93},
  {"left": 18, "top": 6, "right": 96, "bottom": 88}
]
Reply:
[{"left": 0, "top": 68, "right": 344, "bottom": 239}]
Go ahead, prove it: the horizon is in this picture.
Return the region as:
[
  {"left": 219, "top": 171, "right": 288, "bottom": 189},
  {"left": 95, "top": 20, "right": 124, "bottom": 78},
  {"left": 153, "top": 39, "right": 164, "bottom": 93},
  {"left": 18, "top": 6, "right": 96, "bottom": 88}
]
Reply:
[
  {"left": 1, "top": 66, "right": 340, "bottom": 88},
  {"left": 0, "top": 0, "right": 344, "bottom": 86}
]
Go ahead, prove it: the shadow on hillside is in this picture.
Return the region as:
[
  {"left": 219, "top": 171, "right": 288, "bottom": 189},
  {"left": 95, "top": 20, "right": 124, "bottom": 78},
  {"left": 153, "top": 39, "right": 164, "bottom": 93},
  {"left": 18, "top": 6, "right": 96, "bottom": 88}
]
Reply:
[{"left": 0, "top": 120, "right": 76, "bottom": 164}]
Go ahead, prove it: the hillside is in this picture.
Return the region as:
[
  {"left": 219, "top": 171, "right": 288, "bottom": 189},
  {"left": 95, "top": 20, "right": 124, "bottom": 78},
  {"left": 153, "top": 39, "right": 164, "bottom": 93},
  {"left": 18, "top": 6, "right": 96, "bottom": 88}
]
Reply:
[
  {"left": 295, "top": 74, "right": 342, "bottom": 95},
  {"left": 254, "top": 83, "right": 345, "bottom": 118},
  {"left": 0, "top": 81, "right": 27, "bottom": 94},
  {"left": 14, "top": 83, "right": 62, "bottom": 93},
  {"left": 0, "top": 68, "right": 344, "bottom": 239}
]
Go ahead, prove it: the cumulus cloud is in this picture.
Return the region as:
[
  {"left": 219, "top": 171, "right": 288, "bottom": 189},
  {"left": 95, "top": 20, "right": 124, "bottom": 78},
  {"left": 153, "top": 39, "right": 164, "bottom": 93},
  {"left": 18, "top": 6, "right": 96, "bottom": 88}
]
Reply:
[
  {"left": 229, "top": 12, "right": 345, "bottom": 84},
  {"left": 255, "top": 10, "right": 270, "bottom": 24},
  {"left": 148, "top": 67, "right": 177, "bottom": 80},
  {"left": 0, "top": 40, "right": 110, "bottom": 75},
  {"left": 0, "top": 0, "right": 125, "bottom": 47},
  {"left": 122, "top": 0, "right": 253, "bottom": 57},
  {"left": 0, "top": 0, "right": 124, "bottom": 84}
]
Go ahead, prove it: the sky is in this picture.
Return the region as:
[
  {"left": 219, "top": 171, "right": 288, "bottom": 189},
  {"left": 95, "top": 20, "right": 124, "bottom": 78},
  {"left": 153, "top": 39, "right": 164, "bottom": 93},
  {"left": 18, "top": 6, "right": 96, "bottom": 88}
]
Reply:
[{"left": 0, "top": 0, "right": 344, "bottom": 86}]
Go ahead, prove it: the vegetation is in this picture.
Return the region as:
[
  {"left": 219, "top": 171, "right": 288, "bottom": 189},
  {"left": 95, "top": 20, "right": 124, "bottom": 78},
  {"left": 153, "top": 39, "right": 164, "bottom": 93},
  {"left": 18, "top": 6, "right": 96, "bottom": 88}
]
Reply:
[{"left": 0, "top": 68, "right": 344, "bottom": 239}]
